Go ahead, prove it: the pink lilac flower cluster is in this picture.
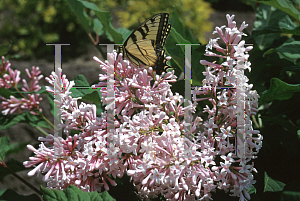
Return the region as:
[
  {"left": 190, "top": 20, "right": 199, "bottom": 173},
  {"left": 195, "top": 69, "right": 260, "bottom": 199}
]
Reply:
[
  {"left": 0, "top": 56, "right": 43, "bottom": 115},
  {"left": 93, "top": 49, "right": 218, "bottom": 200},
  {"left": 191, "top": 14, "right": 262, "bottom": 201},
  {"left": 23, "top": 14, "right": 262, "bottom": 201},
  {"left": 24, "top": 68, "right": 124, "bottom": 191},
  {"left": 93, "top": 53, "right": 177, "bottom": 119}
]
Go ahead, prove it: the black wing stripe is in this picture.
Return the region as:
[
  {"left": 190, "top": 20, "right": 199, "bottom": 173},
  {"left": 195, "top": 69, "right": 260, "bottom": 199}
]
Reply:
[
  {"left": 124, "top": 14, "right": 163, "bottom": 46},
  {"left": 156, "top": 24, "right": 171, "bottom": 50},
  {"left": 154, "top": 49, "right": 172, "bottom": 74},
  {"left": 155, "top": 13, "right": 169, "bottom": 47},
  {"left": 119, "top": 13, "right": 171, "bottom": 74},
  {"left": 125, "top": 40, "right": 157, "bottom": 66}
]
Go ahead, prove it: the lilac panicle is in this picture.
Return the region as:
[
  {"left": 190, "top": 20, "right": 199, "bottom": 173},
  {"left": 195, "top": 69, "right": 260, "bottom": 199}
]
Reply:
[
  {"left": 23, "top": 14, "right": 262, "bottom": 201},
  {"left": 0, "top": 57, "right": 43, "bottom": 115}
]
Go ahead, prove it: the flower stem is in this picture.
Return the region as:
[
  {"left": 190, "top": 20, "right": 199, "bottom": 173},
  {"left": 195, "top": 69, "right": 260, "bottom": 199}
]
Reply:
[{"left": 41, "top": 114, "right": 55, "bottom": 129}]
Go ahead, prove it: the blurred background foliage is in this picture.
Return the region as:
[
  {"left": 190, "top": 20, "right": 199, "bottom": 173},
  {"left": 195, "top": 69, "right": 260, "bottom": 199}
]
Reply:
[
  {"left": 112, "top": 0, "right": 213, "bottom": 44},
  {"left": 0, "top": 0, "right": 213, "bottom": 59},
  {"left": 0, "top": 0, "right": 91, "bottom": 59}
]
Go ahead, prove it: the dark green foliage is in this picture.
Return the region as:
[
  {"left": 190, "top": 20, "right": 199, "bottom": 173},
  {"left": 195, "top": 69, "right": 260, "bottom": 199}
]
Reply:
[
  {"left": 41, "top": 185, "right": 115, "bottom": 201},
  {"left": 244, "top": 1, "right": 300, "bottom": 201}
]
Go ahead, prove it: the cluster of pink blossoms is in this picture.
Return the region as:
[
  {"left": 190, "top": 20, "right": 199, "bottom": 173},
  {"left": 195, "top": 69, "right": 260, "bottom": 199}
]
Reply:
[
  {"left": 191, "top": 14, "right": 262, "bottom": 201},
  {"left": 0, "top": 56, "right": 43, "bottom": 115},
  {"left": 23, "top": 14, "right": 262, "bottom": 201},
  {"left": 24, "top": 69, "right": 124, "bottom": 192}
]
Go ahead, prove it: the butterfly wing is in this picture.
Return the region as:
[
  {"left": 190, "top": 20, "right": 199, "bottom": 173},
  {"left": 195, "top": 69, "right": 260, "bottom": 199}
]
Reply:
[
  {"left": 124, "top": 39, "right": 157, "bottom": 67},
  {"left": 119, "top": 13, "right": 171, "bottom": 70},
  {"left": 153, "top": 49, "right": 172, "bottom": 75}
]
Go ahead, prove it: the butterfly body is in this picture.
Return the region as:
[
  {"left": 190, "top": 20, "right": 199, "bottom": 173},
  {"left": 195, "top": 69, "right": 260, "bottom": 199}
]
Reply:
[{"left": 118, "top": 13, "right": 172, "bottom": 74}]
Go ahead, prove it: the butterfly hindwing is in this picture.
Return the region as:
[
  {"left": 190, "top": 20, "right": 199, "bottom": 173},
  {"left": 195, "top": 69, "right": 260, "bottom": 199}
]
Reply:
[
  {"left": 119, "top": 13, "right": 171, "bottom": 74},
  {"left": 154, "top": 49, "right": 172, "bottom": 75}
]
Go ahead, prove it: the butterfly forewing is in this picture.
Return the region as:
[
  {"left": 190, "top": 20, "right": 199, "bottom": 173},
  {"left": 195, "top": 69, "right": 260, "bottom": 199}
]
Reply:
[
  {"left": 119, "top": 13, "right": 172, "bottom": 74},
  {"left": 156, "top": 24, "right": 171, "bottom": 50},
  {"left": 126, "top": 39, "right": 158, "bottom": 66}
]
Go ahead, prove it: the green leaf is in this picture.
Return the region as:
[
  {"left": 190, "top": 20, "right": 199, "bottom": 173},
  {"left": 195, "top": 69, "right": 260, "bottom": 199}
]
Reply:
[
  {"left": 78, "top": 0, "right": 101, "bottom": 12},
  {"left": 263, "top": 48, "right": 278, "bottom": 57},
  {"left": 165, "top": 27, "right": 190, "bottom": 73},
  {"left": 0, "top": 158, "right": 27, "bottom": 180},
  {"left": 252, "top": 4, "right": 285, "bottom": 50},
  {"left": 191, "top": 45, "right": 206, "bottom": 86},
  {"left": 22, "top": 113, "right": 50, "bottom": 129},
  {"left": 0, "top": 113, "right": 26, "bottom": 130},
  {"left": 41, "top": 185, "right": 115, "bottom": 201},
  {"left": 99, "top": 191, "right": 115, "bottom": 201},
  {"left": 281, "top": 191, "right": 300, "bottom": 201},
  {"left": 278, "top": 15, "right": 300, "bottom": 35},
  {"left": 0, "top": 136, "right": 10, "bottom": 160},
  {"left": 0, "top": 44, "right": 11, "bottom": 56},
  {"left": 0, "top": 189, "right": 41, "bottom": 201},
  {"left": 70, "top": 88, "right": 84, "bottom": 98},
  {"left": 0, "top": 111, "right": 49, "bottom": 130},
  {"left": 24, "top": 111, "right": 39, "bottom": 122},
  {"left": 67, "top": 0, "right": 90, "bottom": 33},
  {"left": 275, "top": 41, "right": 300, "bottom": 64},
  {"left": 71, "top": 74, "right": 103, "bottom": 104},
  {"left": 115, "top": 27, "right": 132, "bottom": 44},
  {"left": 247, "top": 185, "right": 257, "bottom": 194},
  {"left": 73, "top": 2, "right": 123, "bottom": 44},
  {"left": 0, "top": 138, "right": 28, "bottom": 162},
  {"left": 82, "top": 90, "right": 102, "bottom": 104},
  {"left": 281, "top": 180, "right": 300, "bottom": 201},
  {"left": 170, "top": 79, "right": 185, "bottom": 97},
  {"left": 39, "top": 120, "right": 51, "bottom": 128},
  {"left": 32, "top": 120, "right": 51, "bottom": 129},
  {"left": 70, "top": 74, "right": 91, "bottom": 98},
  {"left": 41, "top": 186, "right": 68, "bottom": 201},
  {"left": 165, "top": 20, "right": 205, "bottom": 86},
  {"left": 260, "top": 78, "right": 300, "bottom": 103},
  {"left": 164, "top": 10, "right": 204, "bottom": 86},
  {"left": 255, "top": 0, "right": 300, "bottom": 21},
  {"left": 69, "top": 87, "right": 104, "bottom": 114},
  {"left": 73, "top": 74, "right": 90, "bottom": 87},
  {"left": 6, "top": 141, "right": 28, "bottom": 157},
  {"left": 95, "top": 103, "right": 104, "bottom": 116},
  {"left": 251, "top": 15, "right": 300, "bottom": 37},
  {"left": 93, "top": 18, "right": 104, "bottom": 36},
  {"left": 94, "top": 11, "right": 123, "bottom": 44},
  {"left": 264, "top": 172, "right": 286, "bottom": 192},
  {"left": 169, "top": 10, "right": 198, "bottom": 44},
  {"left": 0, "top": 88, "right": 12, "bottom": 99}
]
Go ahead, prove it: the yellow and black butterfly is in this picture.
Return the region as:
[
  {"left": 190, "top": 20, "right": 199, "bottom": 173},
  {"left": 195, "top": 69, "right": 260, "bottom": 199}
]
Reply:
[{"left": 118, "top": 13, "right": 172, "bottom": 75}]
